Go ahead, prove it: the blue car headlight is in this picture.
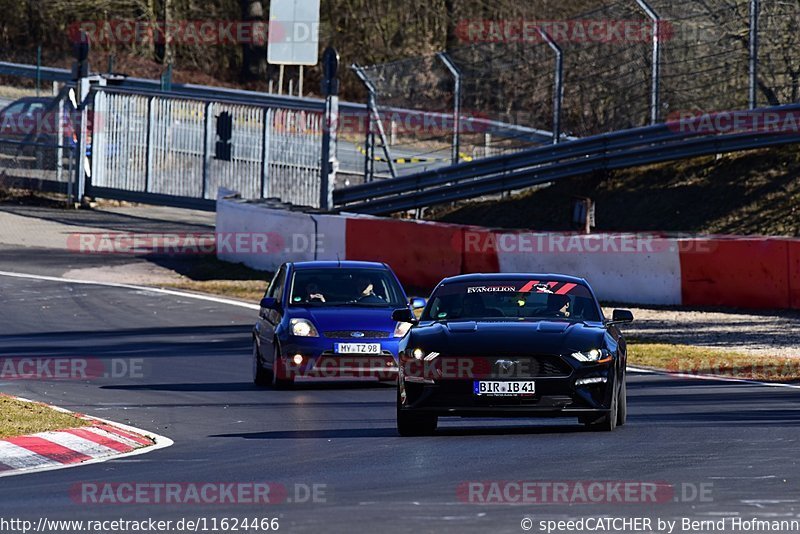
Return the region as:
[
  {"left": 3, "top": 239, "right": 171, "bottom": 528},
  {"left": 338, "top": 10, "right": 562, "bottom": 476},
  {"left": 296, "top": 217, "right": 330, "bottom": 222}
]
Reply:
[{"left": 290, "top": 318, "right": 319, "bottom": 337}]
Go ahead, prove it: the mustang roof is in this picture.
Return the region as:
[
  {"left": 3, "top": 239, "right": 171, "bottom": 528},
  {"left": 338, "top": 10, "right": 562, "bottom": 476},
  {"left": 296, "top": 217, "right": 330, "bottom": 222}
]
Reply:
[{"left": 439, "top": 273, "right": 588, "bottom": 285}]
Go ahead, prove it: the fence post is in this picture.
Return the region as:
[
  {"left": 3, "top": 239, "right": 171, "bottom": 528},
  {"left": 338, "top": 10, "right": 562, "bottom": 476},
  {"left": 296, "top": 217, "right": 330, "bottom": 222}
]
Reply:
[
  {"left": 352, "top": 63, "right": 397, "bottom": 180},
  {"left": 437, "top": 52, "right": 462, "bottom": 164},
  {"left": 56, "top": 95, "right": 64, "bottom": 184},
  {"left": 319, "top": 47, "right": 340, "bottom": 210},
  {"left": 749, "top": 0, "right": 760, "bottom": 109},
  {"left": 201, "top": 101, "right": 212, "bottom": 199},
  {"left": 535, "top": 27, "right": 563, "bottom": 144},
  {"left": 635, "top": 0, "right": 661, "bottom": 124},
  {"left": 145, "top": 97, "right": 155, "bottom": 193},
  {"left": 261, "top": 108, "right": 271, "bottom": 198}
]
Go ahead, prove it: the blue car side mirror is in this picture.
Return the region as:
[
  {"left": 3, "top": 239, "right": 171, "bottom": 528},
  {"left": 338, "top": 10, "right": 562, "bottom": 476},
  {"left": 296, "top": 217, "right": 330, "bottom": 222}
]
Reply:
[
  {"left": 410, "top": 297, "right": 426, "bottom": 309},
  {"left": 260, "top": 297, "right": 279, "bottom": 310}
]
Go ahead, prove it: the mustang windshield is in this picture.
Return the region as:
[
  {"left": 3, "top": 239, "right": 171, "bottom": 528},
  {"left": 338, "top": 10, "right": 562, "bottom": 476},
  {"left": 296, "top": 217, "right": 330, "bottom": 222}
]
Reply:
[
  {"left": 422, "top": 279, "right": 601, "bottom": 322},
  {"left": 289, "top": 268, "right": 406, "bottom": 307}
]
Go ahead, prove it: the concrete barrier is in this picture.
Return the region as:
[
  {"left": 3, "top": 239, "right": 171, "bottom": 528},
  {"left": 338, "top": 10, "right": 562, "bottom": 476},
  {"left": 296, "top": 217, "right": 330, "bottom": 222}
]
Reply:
[
  {"left": 345, "top": 217, "right": 463, "bottom": 289},
  {"left": 679, "top": 237, "right": 791, "bottom": 309},
  {"left": 217, "top": 195, "right": 799, "bottom": 309}
]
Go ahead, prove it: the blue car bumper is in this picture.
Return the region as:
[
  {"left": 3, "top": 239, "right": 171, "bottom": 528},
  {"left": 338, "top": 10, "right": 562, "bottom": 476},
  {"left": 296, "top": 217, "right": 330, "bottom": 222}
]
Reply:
[{"left": 280, "top": 335, "right": 400, "bottom": 380}]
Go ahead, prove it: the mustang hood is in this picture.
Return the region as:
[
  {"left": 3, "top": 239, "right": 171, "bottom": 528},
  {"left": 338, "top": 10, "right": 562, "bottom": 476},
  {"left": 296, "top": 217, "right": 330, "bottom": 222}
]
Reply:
[{"left": 409, "top": 320, "right": 607, "bottom": 355}]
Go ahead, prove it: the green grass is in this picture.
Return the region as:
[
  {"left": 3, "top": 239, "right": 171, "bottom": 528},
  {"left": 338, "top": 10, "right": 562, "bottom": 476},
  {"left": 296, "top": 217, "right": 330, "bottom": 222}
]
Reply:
[
  {"left": 159, "top": 279, "right": 266, "bottom": 303},
  {"left": 0, "top": 396, "right": 89, "bottom": 438},
  {"left": 628, "top": 342, "right": 800, "bottom": 382}
]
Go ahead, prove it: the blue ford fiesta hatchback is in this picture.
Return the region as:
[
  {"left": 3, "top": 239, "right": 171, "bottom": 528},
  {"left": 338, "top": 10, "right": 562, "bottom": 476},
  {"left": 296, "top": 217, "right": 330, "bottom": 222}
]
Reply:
[{"left": 252, "top": 261, "right": 425, "bottom": 388}]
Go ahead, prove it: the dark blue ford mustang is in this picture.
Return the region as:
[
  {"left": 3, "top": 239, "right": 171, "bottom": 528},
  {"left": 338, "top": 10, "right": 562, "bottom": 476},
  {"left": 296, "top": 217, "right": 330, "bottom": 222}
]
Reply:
[
  {"left": 392, "top": 273, "right": 634, "bottom": 435},
  {"left": 252, "top": 261, "right": 424, "bottom": 388}
]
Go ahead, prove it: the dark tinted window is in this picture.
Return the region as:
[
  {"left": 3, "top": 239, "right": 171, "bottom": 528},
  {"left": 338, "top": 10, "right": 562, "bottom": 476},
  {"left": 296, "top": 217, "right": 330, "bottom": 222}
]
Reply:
[
  {"left": 423, "top": 279, "right": 600, "bottom": 322},
  {"left": 289, "top": 268, "right": 405, "bottom": 307}
]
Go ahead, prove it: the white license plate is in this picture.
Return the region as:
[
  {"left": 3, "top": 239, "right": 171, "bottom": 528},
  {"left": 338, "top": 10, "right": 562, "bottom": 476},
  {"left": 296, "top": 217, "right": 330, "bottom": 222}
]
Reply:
[
  {"left": 335, "top": 343, "right": 381, "bottom": 354},
  {"left": 474, "top": 380, "right": 536, "bottom": 396}
]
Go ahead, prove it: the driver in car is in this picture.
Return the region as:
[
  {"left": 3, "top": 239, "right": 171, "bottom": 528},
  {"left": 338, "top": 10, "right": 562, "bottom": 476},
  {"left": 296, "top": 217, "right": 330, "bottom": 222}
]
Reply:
[
  {"left": 354, "top": 276, "right": 385, "bottom": 304},
  {"left": 305, "top": 281, "right": 326, "bottom": 303},
  {"left": 545, "top": 293, "right": 571, "bottom": 318}
]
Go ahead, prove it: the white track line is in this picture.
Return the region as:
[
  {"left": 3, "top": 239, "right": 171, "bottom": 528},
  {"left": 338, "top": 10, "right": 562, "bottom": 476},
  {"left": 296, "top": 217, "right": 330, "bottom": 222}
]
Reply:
[
  {"left": 0, "top": 270, "right": 259, "bottom": 310},
  {"left": 627, "top": 366, "right": 800, "bottom": 390}
]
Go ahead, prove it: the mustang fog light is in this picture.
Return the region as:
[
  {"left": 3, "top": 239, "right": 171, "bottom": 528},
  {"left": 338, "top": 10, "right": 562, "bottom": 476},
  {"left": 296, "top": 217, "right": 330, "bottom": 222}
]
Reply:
[
  {"left": 575, "top": 377, "right": 608, "bottom": 386},
  {"left": 412, "top": 348, "right": 425, "bottom": 360},
  {"left": 292, "top": 354, "right": 305, "bottom": 365}
]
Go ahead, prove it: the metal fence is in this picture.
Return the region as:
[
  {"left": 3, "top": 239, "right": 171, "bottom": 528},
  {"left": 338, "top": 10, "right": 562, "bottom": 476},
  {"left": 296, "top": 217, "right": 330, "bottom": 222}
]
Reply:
[
  {"left": 354, "top": 0, "right": 800, "bottom": 170},
  {"left": 0, "top": 89, "right": 78, "bottom": 196},
  {"left": 91, "top": 90, "right": 325, "bottom": 207}
]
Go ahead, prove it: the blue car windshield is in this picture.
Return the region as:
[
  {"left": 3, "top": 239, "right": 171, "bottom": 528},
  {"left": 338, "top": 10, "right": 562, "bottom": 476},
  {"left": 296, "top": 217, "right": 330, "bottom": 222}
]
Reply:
[
  {"left": 422, "top": 279, "right": 601, "bottom": 322},
  {"left": 288, "top": 268, "right": 406, "bottom": 307}
]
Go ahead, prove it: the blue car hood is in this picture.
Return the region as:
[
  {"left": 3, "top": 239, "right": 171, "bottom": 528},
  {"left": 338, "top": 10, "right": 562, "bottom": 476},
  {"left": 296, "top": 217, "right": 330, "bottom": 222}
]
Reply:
[{"left": 292, "top": 306, "right": 397, "bottom": 333}]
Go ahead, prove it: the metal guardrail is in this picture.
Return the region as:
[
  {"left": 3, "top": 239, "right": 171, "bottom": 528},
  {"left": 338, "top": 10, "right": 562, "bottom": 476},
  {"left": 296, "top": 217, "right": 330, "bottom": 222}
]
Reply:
[{"left": 333, "top": 102, "right": 800, "bottom": 214}]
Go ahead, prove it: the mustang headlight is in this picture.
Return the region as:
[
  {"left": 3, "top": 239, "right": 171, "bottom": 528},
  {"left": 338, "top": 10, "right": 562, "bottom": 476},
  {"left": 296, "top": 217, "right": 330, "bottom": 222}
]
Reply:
[
  {"left": 570, "top": 348, "right": 611, "bottom": 363},
  {"left": 393, "top": 321, "right": 412, "bottom": 338},
  {"left": 290, "top": 318, "right": 319, "bottom": 337}
]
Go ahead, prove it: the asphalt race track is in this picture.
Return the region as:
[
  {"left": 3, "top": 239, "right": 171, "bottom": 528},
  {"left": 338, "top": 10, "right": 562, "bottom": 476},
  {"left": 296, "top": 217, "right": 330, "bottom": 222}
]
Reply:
[{"left": 1, "top": 272, "right": 799, "bottom": 533}]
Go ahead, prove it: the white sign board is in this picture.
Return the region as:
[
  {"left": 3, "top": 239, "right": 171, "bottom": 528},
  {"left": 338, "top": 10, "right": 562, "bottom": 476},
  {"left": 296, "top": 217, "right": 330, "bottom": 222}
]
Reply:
[{"left": 268, "top": 0, "right": 321, "bottom": 66}]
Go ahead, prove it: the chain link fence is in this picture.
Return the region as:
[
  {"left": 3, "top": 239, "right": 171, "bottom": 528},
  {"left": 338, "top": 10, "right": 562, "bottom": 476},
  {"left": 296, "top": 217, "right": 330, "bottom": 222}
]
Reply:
[
  {"left": 0, "top": 89, "right": 78, "bottom": 196},
  {"left": 357, "top": 0, "right": 800, "bottom": 168}
]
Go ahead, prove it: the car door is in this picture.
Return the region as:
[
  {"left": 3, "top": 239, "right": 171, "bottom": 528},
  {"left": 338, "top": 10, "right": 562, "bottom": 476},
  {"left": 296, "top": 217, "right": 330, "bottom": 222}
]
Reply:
[{"left": 257, "top": 265, "right": 287, "bottom": 365}]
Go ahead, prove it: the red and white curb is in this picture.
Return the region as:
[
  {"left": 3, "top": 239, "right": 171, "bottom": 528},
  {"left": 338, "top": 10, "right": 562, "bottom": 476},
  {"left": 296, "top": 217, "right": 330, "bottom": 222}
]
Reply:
[{"left": 0, "top": 395, "right": 173, "bottom": 478}]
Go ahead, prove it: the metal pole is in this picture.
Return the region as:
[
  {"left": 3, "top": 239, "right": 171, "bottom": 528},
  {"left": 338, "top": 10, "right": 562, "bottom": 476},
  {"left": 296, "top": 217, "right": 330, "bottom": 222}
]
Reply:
[
  {"left": 635, "top": 0, "right": 661, "bottom": 124},
  {"left": 352, "top": 64, "right": 397, "bottom": 179},
  {"left": 36, "top": 46, "right": 41, "bottom": 97},
  {"left": 260, "top": 108, "right": 270, "bottom": 198},
  {"left": 299, "top": 65, "right": 304, "bottom": 97},
  {"left": 437, "top": 52, "right": 462, "bottom": 163},
  {"left": 536, "top": 27, "right": 563, "bottom": 144},
  {"left": 145, "top": 97, "right": 155, "bottom": 193},
  {"left": 319, "top": 95, "right": 338, "bottom": 209},
  {"left": 201, "top": 102, "right": 211, "bottom": 199},
  {"left": 749, "top": 0, "right": 760, "bottom": 109}
]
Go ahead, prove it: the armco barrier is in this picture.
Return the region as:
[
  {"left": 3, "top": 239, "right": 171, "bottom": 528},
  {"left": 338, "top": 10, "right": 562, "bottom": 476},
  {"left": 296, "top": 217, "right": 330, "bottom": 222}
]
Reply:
[
  {"left": 345, "top": 217, "right": 464, "bottom": 289},
  {"left": 679, "top": 238, "right": 791, "bottom": 309},
  {"left": 217, "top": 196, "right": 799, "bottom": 309}
]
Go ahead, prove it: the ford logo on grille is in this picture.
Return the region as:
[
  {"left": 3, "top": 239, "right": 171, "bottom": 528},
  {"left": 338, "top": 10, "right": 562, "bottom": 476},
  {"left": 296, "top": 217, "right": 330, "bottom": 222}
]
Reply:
[{"left": 350, "top": 331, "right": 365, "bottom": 338}]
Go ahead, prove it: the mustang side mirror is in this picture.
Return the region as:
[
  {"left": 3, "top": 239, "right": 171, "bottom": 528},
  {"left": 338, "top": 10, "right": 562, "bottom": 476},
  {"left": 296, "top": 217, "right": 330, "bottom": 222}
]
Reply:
[
  {"left": 260, "top": 297, "right": 280, "bottom": 310},
  {"left": 610, "top": 309, "right": 634, "bottom": 324},
  {"left": 392, "top": 308, "right": 416, "bottom": 323},
  {"left": 409, "top": 297, "right": 426, "bottom": 309}
]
